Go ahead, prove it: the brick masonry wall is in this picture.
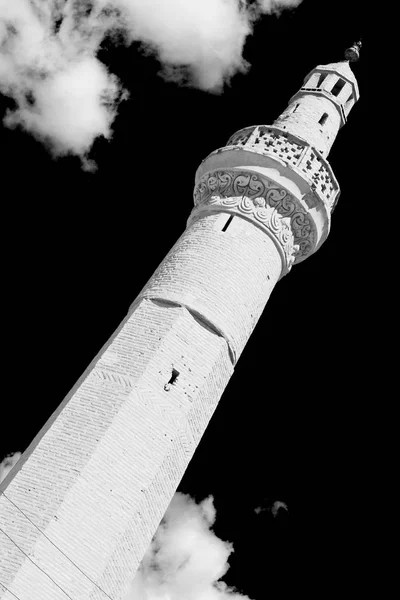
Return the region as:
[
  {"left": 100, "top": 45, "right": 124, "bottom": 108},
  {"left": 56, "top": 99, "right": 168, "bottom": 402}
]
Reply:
[
  {"left": 140, "top": 212, "right": 282, "bottom": 362},
  {"left": 0, "top": 212, "right": 282, "bottom": 599},
  {"left": 273, "top": 95, "right": 342, "bottom": 157}
]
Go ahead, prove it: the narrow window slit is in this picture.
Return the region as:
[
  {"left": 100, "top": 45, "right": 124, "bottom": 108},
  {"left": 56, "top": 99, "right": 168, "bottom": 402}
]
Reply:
[
  {"left": 168, "top": 369, "right": 179, "bottom": 385},
  {"left": 222, "top": 214, "right": 234, "bottom": 232},
  {"left": 318, "top": 113, "right": 328, "bottom": 126},
  {"left": 330, "top": 78, "right": 345, "bottom": 97}
]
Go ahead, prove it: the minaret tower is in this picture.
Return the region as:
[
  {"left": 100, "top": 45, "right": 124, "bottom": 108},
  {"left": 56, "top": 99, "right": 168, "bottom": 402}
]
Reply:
[{"left": 0, "top": 44, "right": 361, "bottom": 600}]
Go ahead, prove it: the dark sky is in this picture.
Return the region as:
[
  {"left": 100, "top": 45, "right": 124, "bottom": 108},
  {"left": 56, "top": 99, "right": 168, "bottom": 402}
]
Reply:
[{"left": 1, "top": 1, "right": 369, "bottom": 597}]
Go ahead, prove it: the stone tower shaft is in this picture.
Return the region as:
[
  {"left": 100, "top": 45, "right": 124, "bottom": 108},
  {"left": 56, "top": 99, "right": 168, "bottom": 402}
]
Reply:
[
  {"left": 274, "top": 59, "right": 360, "bottom": 158},
  {"left": 0, "top": 48, "right": 360, "bottom": 600}
]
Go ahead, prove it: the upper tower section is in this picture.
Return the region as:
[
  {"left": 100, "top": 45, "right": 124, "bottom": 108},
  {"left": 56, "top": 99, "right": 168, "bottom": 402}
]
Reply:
[
  {"left": 273, "top": 41, "right": 361, "bottom": 158},
  {"left": 192, "top": 44, "right": 361, "bottom": 273}
]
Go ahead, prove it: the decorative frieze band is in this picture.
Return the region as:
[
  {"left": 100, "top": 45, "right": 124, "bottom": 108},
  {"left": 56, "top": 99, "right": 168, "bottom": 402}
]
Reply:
[
  {"left": 189, "top": 169, "right": 318, "bottom": 269},
  {"left": 190, "top": 194, "right": 299, "bottom": 268}
]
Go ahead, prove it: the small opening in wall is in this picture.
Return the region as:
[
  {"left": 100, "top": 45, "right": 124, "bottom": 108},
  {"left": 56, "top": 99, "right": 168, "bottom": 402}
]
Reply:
[
  {"left": 318, "top": 113, "right": 328, "bottom": 126},
  {"left": 151, "top": 298, "right": 180, "bottom": 308},
  {"left": 318, "top": 73, "right": 328, "bottom": 87},
  {"left": 168, "top": 369, "right": 179, "bottom": 386},
  {"left": 330, "top": 78, "right": 346, "bottom": 97},
  {"left": 221, "top": 214, "right": 234, "bottom": 232},
  {"left": 292, "top": 103, "right": 299, "bottom": 113}
]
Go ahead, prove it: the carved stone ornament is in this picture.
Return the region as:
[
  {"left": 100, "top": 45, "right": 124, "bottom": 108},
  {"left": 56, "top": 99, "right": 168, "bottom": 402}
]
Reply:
[
  {"left": 223, "top": 126, "right": 340, "bottom": 212},
  {"left": 190, "top": 170, "right": 318, "bottom": 268}
]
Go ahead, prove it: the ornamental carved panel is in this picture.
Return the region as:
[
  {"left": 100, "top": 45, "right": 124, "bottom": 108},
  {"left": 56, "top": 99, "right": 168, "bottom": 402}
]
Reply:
[
  {"left": 224, "top": 126, "right": 339, "bottom": 212},
  {"left": 191, "top": 169, "right": 318, "bottom": 267}
]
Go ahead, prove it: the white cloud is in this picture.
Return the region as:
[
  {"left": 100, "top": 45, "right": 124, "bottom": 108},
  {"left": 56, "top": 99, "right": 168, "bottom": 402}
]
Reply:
[
  {"left": 0, "top": 0, "right": 303, "bottom": 166},
  {"left": 271, "top": 500, "right": 288, "bottom": 518},
  {"left": 126, "top": 492, "right": 254, "bottom": 599},
  {"left": 0, "top": 451, "right": 21, "bottom": 484},
  {"left": 254, "top": 499, "right": 288, "bottom": 516}
]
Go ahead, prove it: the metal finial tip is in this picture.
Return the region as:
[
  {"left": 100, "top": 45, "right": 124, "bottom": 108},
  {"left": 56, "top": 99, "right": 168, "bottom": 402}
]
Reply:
[{"left": 344, "top": 40, "right": 362, "bottom": 62}]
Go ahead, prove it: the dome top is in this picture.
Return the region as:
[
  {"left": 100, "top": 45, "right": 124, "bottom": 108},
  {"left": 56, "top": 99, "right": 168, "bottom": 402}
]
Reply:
[
  {"left": 313, "top": 41, "right": 362, "bottom": 86},
  {"left": 345, "top": 40, "right": 362, "bottom": 62}
]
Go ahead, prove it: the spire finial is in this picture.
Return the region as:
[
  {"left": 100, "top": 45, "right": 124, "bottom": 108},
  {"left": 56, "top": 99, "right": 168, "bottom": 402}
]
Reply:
[{"left": 344, "top": 40, "right": 362, "bottom": 63}]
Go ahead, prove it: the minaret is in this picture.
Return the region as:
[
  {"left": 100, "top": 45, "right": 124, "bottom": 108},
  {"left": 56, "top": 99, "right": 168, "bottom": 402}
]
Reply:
[{"left": 0, "top": 44, "right": 361, "bottom": 600}]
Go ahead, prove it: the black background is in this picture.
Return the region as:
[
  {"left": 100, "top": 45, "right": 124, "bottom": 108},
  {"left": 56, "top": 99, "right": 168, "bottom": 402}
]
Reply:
[{"left": 1, "top": 1, "right": 371, "bottom": 597}]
